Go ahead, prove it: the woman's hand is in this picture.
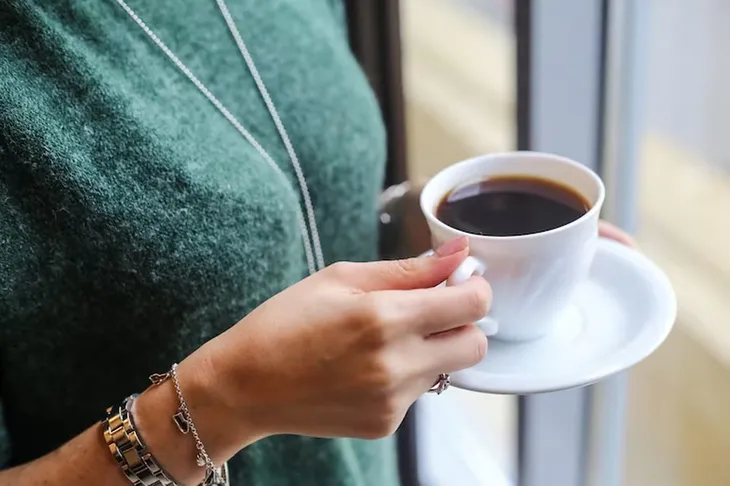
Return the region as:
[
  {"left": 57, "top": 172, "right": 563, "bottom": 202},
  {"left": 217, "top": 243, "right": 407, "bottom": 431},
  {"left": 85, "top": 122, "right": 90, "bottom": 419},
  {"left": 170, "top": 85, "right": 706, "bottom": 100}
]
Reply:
[
  {"left": 201, "top": 223, "right": 635, "bottom": 443},
  {"left": 5, "top": 193, "right": 639, "bottom": 486},
  {"left": 598, "top": 220, "right": 638, "bottom": 248},
  {"left": 134, "top": 190, "right": 639, "bottom": 485},
  {"left": 190, "top": 220, "right": 637, "bottom": 457},
  {"left": 141, "top": 236, "right": 491, "bottom": 480},
  {"left": 200, "top": 236, "right": 488, "bottom": 441}
]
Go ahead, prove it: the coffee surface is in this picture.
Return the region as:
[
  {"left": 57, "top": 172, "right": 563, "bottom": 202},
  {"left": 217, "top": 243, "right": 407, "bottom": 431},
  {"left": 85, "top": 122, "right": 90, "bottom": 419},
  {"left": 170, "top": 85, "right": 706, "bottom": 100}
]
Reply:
[{"left": 436, "top": 176, "right": 590, "bottom": 237}]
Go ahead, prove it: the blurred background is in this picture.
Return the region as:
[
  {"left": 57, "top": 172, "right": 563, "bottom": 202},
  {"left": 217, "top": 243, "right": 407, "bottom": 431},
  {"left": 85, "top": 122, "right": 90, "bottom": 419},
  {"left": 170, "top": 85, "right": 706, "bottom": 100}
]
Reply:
[{"left": 396, "top": 0, "right": 730, "bottom": 484}]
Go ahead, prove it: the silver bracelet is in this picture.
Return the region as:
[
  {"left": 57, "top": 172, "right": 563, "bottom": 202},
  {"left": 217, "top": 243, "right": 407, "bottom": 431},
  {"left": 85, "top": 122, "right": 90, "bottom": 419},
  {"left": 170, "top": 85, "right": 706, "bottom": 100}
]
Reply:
[{"left": 149, "top": 364, "right": 229, "bottom": 486}]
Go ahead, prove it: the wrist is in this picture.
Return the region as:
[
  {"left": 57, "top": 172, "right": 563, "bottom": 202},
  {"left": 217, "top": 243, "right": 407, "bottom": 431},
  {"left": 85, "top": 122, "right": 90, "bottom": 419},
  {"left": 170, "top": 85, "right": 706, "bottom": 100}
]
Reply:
[
  {"left": 131, "top": 367, "right": 205, "bottom": 486},
  {"left": 132, "top": 351, "right": 262, "bottom": 485},
  {"left": 179, "top": 350, "right": 268, "bottom": 455}
]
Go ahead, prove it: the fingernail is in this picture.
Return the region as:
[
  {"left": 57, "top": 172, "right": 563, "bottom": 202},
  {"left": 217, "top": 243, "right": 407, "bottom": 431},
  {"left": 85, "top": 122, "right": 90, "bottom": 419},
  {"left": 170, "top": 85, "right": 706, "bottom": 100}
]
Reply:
[{"left": 435, "top": 237, "right": 468, "bottom": 257}]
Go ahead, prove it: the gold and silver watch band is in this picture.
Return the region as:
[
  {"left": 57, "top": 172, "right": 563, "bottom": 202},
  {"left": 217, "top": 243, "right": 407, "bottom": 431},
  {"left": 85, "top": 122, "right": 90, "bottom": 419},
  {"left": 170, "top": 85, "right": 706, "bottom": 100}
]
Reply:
[{"left": 103, "top": 394, "right": 178, "bottom": 486}]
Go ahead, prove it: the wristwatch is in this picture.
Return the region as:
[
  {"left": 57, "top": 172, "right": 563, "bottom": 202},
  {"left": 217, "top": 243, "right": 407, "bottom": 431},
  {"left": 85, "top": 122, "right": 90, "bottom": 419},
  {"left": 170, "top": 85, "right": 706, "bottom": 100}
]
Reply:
[{"left": 102, "top": 395, "right": 179, "bottom": 486}]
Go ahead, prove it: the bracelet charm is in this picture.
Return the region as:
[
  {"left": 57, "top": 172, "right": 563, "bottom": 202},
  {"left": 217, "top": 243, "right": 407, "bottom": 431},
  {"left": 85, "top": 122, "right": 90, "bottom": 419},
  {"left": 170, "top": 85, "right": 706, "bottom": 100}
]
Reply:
[{"left": 150, "top": 365, "right": 229, "bottom": 486}]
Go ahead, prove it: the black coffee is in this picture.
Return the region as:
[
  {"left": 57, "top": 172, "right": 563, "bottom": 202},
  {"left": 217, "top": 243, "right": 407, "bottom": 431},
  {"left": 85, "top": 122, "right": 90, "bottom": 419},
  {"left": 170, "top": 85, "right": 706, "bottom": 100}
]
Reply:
[{"left": 436, "top": 176, "right": 590, "bottom": 237}]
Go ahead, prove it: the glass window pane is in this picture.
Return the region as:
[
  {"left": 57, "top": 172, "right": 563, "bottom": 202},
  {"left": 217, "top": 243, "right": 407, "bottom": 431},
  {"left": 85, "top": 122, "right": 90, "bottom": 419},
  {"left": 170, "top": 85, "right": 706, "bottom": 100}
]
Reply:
[
  {"left": 401, "top": 0, "right": 517, "bottom": 481},
  {"left": 402, "top": 0, "right": 515, "bottom": 178},
  {"left": 626, "top": 1, "right": 730, "bottom": 485}
]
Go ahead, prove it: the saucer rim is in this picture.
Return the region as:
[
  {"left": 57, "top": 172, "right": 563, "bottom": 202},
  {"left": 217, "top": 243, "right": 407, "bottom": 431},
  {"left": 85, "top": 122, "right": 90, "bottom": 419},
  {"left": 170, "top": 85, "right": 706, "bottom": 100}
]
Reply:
[{"left": 437, "top": 238, "right": 677, "bottom": 394}]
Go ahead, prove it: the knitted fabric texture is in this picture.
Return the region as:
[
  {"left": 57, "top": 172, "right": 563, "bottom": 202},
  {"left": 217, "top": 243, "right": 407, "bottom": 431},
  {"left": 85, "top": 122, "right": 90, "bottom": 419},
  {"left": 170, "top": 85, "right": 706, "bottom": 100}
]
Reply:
[{"left": 0, "top": 1, "right": 397, "bottom": 484}]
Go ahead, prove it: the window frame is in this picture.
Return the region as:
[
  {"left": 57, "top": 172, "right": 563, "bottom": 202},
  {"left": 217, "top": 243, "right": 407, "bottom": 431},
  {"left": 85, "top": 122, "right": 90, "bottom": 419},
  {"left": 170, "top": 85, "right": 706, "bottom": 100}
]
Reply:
[{"left": 517, "top": 1, "right": 609, "bottom": 484}]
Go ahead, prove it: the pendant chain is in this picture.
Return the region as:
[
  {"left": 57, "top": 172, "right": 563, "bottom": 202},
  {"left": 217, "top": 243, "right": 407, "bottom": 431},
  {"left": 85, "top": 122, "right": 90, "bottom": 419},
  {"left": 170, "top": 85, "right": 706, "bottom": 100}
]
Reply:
[{"left": 115, "top": 0, "right": 325, "bottom": 275}]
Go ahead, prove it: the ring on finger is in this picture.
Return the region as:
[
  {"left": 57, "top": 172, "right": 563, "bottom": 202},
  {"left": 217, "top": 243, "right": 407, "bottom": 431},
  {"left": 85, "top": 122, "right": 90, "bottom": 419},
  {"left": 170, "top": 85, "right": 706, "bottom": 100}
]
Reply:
[{"left": 427, "top": 373, "right": 451, "bottom": 395}]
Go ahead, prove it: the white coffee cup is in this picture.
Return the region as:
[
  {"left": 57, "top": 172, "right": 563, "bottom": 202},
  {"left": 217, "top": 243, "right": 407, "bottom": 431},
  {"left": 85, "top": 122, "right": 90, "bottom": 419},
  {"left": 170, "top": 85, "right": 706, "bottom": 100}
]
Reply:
[{"left": 420, "top": 151, "right": 605, "bottom": 342}]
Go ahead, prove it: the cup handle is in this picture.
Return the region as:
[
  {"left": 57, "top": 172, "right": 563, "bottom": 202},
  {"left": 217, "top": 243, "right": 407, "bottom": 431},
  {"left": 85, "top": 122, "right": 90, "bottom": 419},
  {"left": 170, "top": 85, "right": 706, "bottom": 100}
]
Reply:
[{"left": 446, "top": 256, "right": 499, "bottom": 337}]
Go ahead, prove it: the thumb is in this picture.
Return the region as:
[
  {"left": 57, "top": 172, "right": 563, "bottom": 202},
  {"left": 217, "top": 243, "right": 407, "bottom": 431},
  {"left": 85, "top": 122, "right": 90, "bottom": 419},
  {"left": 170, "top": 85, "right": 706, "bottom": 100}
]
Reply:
[{"left": 344, "top": 237, "right": 470, "bottom": 292}]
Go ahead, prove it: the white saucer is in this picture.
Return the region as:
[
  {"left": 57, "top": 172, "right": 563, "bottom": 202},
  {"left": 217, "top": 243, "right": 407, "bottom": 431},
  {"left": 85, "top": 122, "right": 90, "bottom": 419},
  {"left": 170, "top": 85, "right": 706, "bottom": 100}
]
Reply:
[{"left": 443, "top": 238, "right": 677, "bottom": 395}]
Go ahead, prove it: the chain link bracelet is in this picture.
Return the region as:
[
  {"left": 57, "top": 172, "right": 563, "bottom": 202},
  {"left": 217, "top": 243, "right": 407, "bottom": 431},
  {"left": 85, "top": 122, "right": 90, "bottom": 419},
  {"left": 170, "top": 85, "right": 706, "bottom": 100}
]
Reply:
[
  {"left": 103, "top": 394, "right": 181, "bottom": 486},
  {"left": 149, "top": 364, "right": 229, "bottom": 486}
]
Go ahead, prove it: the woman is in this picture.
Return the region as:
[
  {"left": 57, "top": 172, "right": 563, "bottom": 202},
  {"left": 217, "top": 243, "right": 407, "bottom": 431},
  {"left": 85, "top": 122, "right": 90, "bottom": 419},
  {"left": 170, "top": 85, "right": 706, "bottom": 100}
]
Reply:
[{"left": 0, "top": 1, "right": 636, "bottom": 485}]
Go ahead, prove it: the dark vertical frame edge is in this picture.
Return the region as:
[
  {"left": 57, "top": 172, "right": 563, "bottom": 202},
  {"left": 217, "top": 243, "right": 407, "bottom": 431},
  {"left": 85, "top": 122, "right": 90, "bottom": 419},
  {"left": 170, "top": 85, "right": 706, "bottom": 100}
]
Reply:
[
  {"left": 593, "top": 0, "right": 611, "bottom": 182},
  {"left": 345, "top": 0, "right": 409, "bottom": 188},
  {"left": 515, "top": 0, "right": 532, "bottom": 482},
  {"left": 515, "top": 0, "right": 532, "bottom": 153}
]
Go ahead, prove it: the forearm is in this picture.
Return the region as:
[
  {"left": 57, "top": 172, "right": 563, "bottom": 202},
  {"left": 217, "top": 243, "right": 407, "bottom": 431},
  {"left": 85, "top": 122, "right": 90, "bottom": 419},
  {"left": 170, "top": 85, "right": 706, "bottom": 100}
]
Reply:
[
  {"left": 0, "top": 351, "right": 260, "bottom": 486},
  {"left": 0, "top": 423, "right": 138, "bottom": 486}
]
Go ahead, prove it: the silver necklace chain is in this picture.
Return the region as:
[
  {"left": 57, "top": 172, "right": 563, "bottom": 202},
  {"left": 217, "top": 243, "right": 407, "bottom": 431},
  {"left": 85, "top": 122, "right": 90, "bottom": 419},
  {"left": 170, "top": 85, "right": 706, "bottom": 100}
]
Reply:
[{"left": 115, "top": 0, "right": 325, "bottom": 275}]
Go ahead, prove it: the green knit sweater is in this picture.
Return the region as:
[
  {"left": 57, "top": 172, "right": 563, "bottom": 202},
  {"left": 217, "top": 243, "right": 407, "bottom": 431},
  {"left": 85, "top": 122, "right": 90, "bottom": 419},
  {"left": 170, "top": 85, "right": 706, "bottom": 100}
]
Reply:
[{"left": 0, "top": 1, "right": 398, "bottom": 485}]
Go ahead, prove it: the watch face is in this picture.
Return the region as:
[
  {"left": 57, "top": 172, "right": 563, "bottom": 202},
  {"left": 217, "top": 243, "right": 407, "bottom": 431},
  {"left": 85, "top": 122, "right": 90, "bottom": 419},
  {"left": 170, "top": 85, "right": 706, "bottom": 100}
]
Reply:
[{"left": 124, "top": 394, "right": 140, "bottom": 410}]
